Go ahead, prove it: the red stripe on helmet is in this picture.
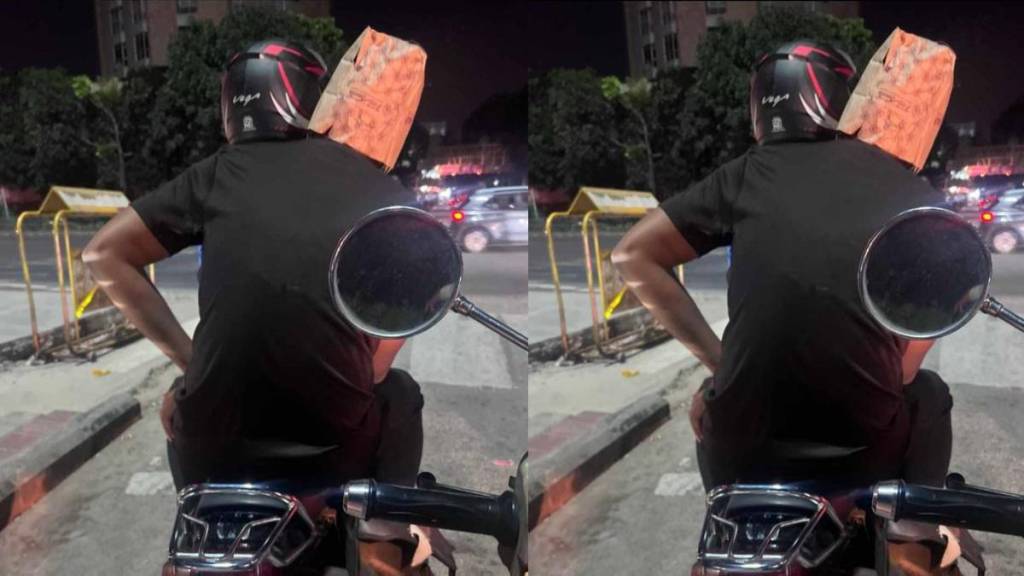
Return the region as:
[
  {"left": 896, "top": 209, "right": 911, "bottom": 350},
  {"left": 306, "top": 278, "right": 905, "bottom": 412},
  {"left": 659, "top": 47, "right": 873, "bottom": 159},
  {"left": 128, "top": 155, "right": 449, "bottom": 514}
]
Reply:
[
  {"left": 304, "top": 65, "right": 325, "bottom": 76},
  {"left": 264, "top": 44, "right": 304, "bottom": 58},
  {"left": 278, "top": 61, "right": 302, "bottom": 112},
  {"left": 793, "top": 45, "right": 834, "bottom": 59},
  {"left": 835, "top": 66, "right": 855, "bottom": 78},
  {"left": 805, "top": 62, "right": 831, "bottom": 113}
]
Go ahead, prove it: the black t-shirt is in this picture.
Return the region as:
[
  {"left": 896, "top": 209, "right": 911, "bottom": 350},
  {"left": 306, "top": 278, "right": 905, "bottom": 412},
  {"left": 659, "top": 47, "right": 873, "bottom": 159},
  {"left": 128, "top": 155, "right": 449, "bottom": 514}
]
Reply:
[
  {"left": 132, "top": 136, "right": 411, "bottom": 452},
  {"left": 661, "top": 138, "right": 940, "bottom": 451}
]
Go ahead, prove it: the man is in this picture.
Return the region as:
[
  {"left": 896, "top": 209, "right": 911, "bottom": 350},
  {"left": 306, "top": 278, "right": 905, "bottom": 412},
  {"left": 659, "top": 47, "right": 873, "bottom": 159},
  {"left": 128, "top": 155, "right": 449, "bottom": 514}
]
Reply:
[
  {"left": 84, "top": 38, "right": 425, "bottom": 495},
  {"left": 612, "top": 41, "right": 953, "bottom": 492}
]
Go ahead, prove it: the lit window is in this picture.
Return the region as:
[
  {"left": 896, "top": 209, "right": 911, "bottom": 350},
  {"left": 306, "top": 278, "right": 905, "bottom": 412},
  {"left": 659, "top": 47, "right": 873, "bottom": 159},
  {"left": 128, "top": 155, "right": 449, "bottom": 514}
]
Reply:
[
  {"left": 639, "top": 7, "right": 651, "bottom": 35},
  {"left": 176, "top": 0, "right": 198, "bottom": 14},
  {"left": 706, "top": 1, "right": 727, "bottom": 14},
  {"left": 664, "top": 34, "right": 679, "bottom": 62},
  {"left": 643, "top": 43, "right": 658, "bottom": 66}
]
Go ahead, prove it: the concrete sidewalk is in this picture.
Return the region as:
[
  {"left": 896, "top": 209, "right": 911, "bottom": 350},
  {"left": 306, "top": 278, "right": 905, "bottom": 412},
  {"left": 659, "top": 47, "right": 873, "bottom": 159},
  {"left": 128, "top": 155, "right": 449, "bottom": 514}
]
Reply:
[
  {"left": 527, "top": 289, "right": 729, "bottom": 525},
  {"left": 0, "top": 292, "right": 199, "bottom": 530}
]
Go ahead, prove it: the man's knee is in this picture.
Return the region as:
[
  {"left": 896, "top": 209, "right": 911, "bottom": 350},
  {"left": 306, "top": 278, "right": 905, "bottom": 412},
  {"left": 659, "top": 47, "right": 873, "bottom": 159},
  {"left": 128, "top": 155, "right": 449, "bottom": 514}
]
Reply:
[
  {"left": 905, "top": 369, "right": 953, "bottom": 417},
  {"left": 375, "top": 368, "right": 425, "bottom": 413}
]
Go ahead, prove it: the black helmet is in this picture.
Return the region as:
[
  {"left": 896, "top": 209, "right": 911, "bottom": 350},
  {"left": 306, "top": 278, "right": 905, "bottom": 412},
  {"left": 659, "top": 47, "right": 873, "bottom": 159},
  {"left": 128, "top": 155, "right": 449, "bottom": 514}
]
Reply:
[
  {"left": 221, "top": 39, "right": 328, "bottom": 145},
  {"left": 750, "top": 40, "right": 856, "bottom": 145}
]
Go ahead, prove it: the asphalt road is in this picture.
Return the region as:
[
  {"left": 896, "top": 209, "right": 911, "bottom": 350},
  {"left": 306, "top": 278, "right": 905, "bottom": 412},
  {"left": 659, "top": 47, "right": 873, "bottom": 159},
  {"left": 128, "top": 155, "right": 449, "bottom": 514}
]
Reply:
[
  {"left": 0, "top": 231, "right": 526, "bottom": 296},
  {"left": 529, "top": 231, "right": 729, "bottom": 290},
  {"left": 531, "top": 363, "right": 1024, "bottom": 574},
  {"left": 529, "top": 230, "right": 1024, "bottom": 296}
]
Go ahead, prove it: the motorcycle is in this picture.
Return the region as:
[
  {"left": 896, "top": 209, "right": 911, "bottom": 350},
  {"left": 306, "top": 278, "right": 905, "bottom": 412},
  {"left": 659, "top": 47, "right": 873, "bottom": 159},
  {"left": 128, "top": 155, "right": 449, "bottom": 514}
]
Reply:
[
  {"left": 692, "top": 207, "right": 1024, "bottom": 575},
  {"left": 162, "top": 206, "right": 529, "bottom": 575}
]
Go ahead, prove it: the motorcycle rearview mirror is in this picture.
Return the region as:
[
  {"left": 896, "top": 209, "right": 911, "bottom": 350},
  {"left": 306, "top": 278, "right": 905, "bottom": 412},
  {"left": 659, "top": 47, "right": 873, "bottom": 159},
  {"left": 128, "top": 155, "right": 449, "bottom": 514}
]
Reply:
[
  {"left": 858, "top": 207, "right": 1024, "bottom": 339},
  {"left": 330, "top": 206, "right": 528, "bottom": 349}
]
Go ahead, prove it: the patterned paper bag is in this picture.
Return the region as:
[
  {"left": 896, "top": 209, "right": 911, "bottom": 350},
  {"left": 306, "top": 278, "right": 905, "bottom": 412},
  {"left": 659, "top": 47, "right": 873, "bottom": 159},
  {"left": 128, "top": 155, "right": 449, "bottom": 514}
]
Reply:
[
  {"left": 837, "top": 28, "right": 956, "bottom": 172},
  {"left": 309, "top": 27, "right": 427, "bottom": 171}
]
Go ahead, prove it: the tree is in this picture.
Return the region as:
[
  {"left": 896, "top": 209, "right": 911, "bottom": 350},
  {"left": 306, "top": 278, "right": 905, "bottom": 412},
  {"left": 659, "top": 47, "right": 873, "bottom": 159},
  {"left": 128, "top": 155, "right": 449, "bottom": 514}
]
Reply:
[
  {"left": 6, "top": 68, "right": 96, "bottom": 191},
  {"left": 992, "top": 96, "right": 1024, "bottom": 145},
  {"left": 393, "top": 122, "right": 429, "bottom": 188},
  {"left": 649, "top": 68, "right": 695, "bottom": 197},
  {"left": 920, "top": 123, "right": 960, "bottom": 190},
  {"left": 463, "top": 86, "right": 528, "bottom": 176},
  {"left": 527, "top": 69, "right": 624, "bottom": 193},
  {"left": 72, "top": 75, "right": 127, "bottom": 192},
  {"left": 672, "top": 7, "right": 875, "bottom": 189},
  {"left": 0, "top": 70, "right": 32, "bottom": 189},
  {"left": 142, "top": 6, "right": 347, "bottom": 186},
  {"left": 602, "top": 76, "right": 657, "bottom": 194}
]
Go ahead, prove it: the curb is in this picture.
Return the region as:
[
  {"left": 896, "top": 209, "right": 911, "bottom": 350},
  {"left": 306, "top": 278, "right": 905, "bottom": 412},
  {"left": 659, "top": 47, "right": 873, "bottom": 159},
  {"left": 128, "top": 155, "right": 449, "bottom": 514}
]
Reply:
[
  {"left": 0, "top": 308, "right": 132, "bottom": 363},
  {"left": 0, "top": 357, "right": 172, "bottom": 532},
  {"left": 527, "top": 360, "right": 702, "bottom": 530},
  {"left": 528, "top": 307, "right": 657, "bottom": 364}
]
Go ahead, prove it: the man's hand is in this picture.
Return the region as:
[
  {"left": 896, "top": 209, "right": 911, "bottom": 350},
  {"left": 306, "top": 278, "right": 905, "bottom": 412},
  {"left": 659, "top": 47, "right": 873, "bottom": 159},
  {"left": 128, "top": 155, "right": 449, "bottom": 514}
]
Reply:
[
  {"left": 160, "top": 390, "right": 176, "bottom": 440},
  {"left": 689, "top": 389, "right": 706, "bottom": 443}
]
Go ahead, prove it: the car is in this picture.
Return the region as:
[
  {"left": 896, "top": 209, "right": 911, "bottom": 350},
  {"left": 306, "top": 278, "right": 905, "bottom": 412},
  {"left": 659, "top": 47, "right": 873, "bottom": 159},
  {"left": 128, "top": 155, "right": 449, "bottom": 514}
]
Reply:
[
  {"left": 973, "top": 174, "right": 1024, "bottom": 211},
  {"left": 978, "top": 188, "right": 1024, "bottom": 254},
  {"left": 446, "top": 186, "right": 529, "bottom": 252}
]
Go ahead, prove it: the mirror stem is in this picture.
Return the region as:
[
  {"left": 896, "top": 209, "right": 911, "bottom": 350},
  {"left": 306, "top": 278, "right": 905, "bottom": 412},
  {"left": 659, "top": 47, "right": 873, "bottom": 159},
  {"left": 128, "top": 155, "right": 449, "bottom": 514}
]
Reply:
[
  {"left": 981, "top": 297, "right": 1024, "bottom": 333},
  {"left": 452, "top": 296, "right": 528, "bottom": 350}
]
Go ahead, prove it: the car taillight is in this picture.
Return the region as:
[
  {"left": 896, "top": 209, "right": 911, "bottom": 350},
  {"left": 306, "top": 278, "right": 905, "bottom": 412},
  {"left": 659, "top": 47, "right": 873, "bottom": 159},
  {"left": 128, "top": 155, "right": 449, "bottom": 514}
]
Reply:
[
  {"left": 981, "top": 211, "right": 994, "bottom": 223},
  {"left": 451, "top": 210, "right": 465, "bottom": 222}
]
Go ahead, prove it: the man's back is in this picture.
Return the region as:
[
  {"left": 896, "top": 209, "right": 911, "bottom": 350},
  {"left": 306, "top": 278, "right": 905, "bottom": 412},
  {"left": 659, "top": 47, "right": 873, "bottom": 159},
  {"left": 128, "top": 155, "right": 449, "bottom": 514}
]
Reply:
[
  {"left": 662, "top": 138, "right": 940, "bottom": 451},
  {"left": 132, "top": 136, "right": 412, "bottom": 453}
]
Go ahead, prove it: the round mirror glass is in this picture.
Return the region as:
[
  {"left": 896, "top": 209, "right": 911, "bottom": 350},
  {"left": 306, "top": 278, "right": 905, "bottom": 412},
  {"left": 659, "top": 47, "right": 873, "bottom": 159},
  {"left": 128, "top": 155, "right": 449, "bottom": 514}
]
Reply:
[
  {"left": 859, "top": 207, "right": 992, "bottom": 339},
  {"left": 330, "top": 207, "right": 462, "bottom": 338}
]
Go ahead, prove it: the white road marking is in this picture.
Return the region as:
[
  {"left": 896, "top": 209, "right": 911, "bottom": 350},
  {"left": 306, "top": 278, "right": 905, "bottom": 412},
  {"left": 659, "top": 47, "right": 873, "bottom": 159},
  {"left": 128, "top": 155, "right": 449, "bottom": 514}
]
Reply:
[
  {"left": 148, "top": 456, "right": 162, "bottom": 468},
  {"left": 679, "top": 457, "right": 691, "bottom": 468},
  {"left": 654, "top": 472, "right": 702, "bottom": 497},
  {"left": 125, "top": 471, "right": 175, "bottom": 496}
]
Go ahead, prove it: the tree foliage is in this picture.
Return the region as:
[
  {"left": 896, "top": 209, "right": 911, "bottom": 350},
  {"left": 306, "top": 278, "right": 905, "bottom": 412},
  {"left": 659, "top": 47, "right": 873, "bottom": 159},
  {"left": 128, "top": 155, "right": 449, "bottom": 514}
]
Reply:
[
  {"left": 0, "top": 68, "right": 95, "bottom": 191},
  {"left": 676, "top": 7, "right": 876, "bottom": 185},
  {"left": 145, "top": 6, "right": 347, "bottom": 186},
  {"left": 527, "top": 69, "right": 624, "bottom": 192}
]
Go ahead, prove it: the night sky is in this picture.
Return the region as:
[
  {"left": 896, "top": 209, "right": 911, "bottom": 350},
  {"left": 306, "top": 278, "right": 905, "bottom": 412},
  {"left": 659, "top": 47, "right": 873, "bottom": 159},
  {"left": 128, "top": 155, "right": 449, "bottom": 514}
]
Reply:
[
  {"left": 527, "top": 1, "right": 1024, "bottom": 144},
  {"left": 2, "top": 2, "right": 1023, "bottom": 143},
  {"left": 0, "top": 1, "right": 528, "bottom": 141}
]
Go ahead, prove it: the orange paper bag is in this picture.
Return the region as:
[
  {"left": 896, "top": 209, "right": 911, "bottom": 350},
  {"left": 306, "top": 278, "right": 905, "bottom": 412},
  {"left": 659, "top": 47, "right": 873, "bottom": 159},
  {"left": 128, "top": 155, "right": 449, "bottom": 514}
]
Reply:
[
  {"left": 309, "top": 27, "right": 427, "bottom": 171},
  {"left": 837, "top": 28, "right": 956, "bottom": 172}
]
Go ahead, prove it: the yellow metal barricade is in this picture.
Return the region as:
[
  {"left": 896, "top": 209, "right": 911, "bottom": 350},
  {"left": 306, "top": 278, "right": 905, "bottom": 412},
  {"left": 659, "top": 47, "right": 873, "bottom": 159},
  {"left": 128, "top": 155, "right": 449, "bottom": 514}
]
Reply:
[
  {"left": 16, "top": 186, "right": 154, "bottom": 359},
  {"left": 545, "top": 187, "right": 682, "bottom": 360}
]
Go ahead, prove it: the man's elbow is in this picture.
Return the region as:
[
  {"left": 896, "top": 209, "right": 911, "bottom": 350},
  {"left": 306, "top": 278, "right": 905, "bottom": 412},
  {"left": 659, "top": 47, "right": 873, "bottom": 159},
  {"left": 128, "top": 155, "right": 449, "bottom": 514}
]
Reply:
[
  {"left": 611, "top": 236, "right": 639, "bottom": 274},
  {"left": 81, "top": 233, "right": 113, "bottom": 276}
]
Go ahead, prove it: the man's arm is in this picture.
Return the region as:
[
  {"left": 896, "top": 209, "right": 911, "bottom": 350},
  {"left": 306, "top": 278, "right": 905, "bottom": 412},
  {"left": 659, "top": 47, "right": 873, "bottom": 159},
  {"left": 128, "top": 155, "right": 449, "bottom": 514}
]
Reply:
[
  {"left": 83, "top": 207, "right": 192, "bottom": 372},
  {"left": 373, "top": 339, "right": 406, "bottom": 384},
  {"left": 902, "top": 339, "right": 935, "bottom": 385},
  {"left": 611, "top": 208, "right": 722, "bottom": 372}
]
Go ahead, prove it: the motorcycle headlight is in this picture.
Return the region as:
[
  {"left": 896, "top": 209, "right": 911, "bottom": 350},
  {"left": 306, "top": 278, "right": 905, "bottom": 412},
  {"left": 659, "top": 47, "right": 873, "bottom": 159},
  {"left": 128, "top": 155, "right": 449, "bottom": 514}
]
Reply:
[
  {"left": 168, "top": 485, "right": 317, "bottom": 571},
  {"left": 698, "top": 486, "right": 845, "bottom": 571}
]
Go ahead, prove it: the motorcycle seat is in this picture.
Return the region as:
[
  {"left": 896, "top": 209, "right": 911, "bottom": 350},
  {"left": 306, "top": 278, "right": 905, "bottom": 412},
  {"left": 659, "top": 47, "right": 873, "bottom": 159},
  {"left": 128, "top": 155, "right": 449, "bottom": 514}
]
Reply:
[
  {"left": 238, "top": 439, "right": 340, "bottom": 461},
  {"left": 767, "top": 440, "right": 867, "bottom": 461}
]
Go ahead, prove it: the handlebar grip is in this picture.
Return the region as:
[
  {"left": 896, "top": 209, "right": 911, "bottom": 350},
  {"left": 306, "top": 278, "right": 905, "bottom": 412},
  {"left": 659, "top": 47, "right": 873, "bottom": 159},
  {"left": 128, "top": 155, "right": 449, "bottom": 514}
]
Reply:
[
  {"left": 344, "top": 480, "right": 518, "bottom": 546},
  {"left": 873, "top": 480, "right": 1024, "bottom": 537}
]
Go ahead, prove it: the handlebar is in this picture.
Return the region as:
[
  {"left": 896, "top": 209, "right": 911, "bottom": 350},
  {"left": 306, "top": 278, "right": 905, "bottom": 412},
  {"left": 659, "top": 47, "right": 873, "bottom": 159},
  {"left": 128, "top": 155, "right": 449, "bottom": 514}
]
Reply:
[
  {"left": 873, "top": 480, "right": 1024, "bottom": 537},
  {"left": 342, "top": 480, "right": 519, "bottom": 546}
]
